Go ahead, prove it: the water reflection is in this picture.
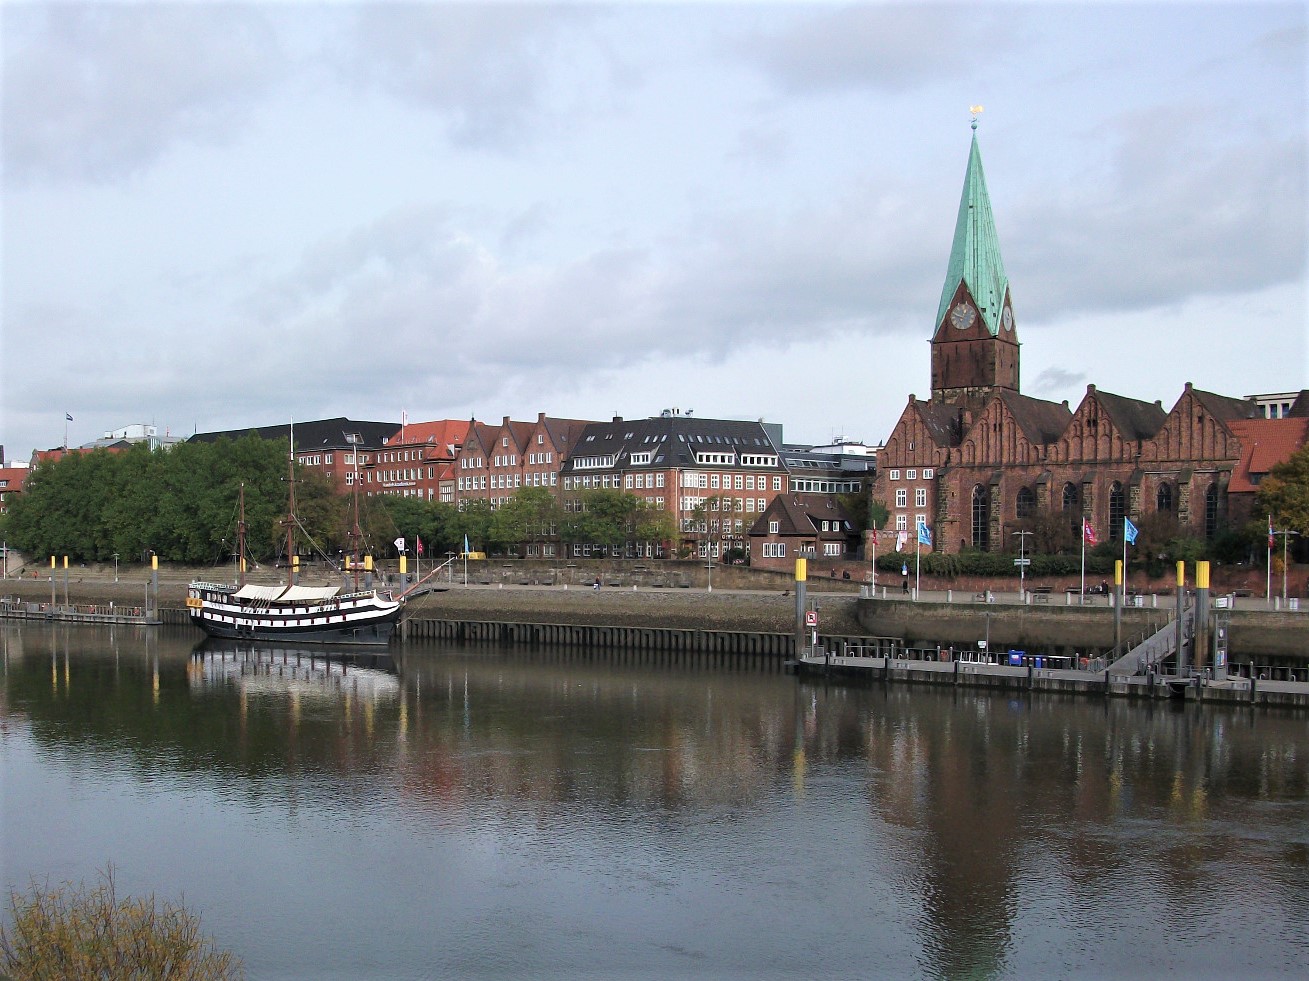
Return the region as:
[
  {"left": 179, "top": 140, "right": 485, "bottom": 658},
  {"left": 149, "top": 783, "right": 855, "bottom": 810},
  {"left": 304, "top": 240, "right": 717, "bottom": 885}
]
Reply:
[{"left": 2, "top": 624, "right": 1307, "bottom": 979}]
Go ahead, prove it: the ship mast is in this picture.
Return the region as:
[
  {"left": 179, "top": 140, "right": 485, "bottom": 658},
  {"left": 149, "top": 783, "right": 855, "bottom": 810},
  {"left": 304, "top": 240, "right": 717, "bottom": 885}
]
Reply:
[
  {"left": 346, "top": 431, "right": 363, "bottom": 590},
  {"left": 237, "top": 482, "right": 247, "bottom": 588},
  {"left": 285, "top": 422, "right": 297, "bottom": 588}
]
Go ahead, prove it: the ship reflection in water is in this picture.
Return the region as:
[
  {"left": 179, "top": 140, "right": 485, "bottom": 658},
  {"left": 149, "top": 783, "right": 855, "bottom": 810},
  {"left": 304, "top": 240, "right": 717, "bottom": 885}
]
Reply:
[{"left": 189, "top": 639, "right": 399, "bottom": 703}]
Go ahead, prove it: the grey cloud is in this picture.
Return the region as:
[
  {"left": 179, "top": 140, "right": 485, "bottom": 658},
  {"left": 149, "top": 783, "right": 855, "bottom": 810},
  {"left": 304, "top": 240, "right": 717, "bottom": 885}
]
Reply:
[
  {"left": 341, "top": 4, "right": 596, "bottom": 150},
  {"left": 1029, "top": 367, "right": 1086, "bottom": 397},
  {"left": 2, "top": 4, "right": 284, "bottom": 184},
  {"left": 1008, "top": 107, "right": 1306, "bottom": 319},
  {"left": 226, "top": 175, "right": 946, "bottom": 416},
  {"left": 734, "top": 5, "right": 1009, "bottom": 95}
]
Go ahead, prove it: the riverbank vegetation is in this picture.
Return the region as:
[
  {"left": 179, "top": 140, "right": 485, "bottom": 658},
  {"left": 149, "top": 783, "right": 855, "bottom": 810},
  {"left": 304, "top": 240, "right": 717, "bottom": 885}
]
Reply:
[
  {"left": 0, "top": 867, "right": 241, "bottom": 980},
  {"left": 0, "top": 439, "right": 677, "bottom": 568}
]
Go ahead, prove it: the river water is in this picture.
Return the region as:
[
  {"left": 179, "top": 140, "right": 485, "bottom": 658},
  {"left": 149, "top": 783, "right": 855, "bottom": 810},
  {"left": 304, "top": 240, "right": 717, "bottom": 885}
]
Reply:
[{"left": 1, "top": 624, "right": 1306, "bottom": 980}]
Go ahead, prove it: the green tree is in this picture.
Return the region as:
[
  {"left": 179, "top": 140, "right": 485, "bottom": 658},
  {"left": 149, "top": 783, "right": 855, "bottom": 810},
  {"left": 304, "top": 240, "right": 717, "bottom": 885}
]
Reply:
[
  {"left": 492, "top": 487, "right": 561, "bottom": 554},
  {"left": 1257, "top": 442, "right": 1309, "bottom": 535}
]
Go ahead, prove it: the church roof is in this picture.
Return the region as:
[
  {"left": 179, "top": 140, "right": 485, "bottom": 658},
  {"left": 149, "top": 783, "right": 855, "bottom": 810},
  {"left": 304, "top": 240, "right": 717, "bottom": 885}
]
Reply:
[
  {"left": 911, "top": 398, "right": 965, "bottom": 449},
  {"left": 1091, "top": 389, "right": 1168, "bottom": 442},
  {"left": 996, "top": 391, "right": 1072, "bottom": 445},
  {"left": 1189, "top": 386, "right": 1258, "bottom": 426},
  {"left": 936, "top": 129, "right": 1009, "bottom": 337}
]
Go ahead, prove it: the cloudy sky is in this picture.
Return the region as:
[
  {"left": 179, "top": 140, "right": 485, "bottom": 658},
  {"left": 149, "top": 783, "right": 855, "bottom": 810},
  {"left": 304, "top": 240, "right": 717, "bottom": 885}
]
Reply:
[{"left": 2, "top": 1, "right": 1305, "bottom": 463}]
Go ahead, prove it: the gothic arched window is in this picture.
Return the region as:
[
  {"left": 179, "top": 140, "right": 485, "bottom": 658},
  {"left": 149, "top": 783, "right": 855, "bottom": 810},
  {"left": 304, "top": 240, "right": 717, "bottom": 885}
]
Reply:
[
  {"left": 1016, "top": 486, "right": 1036, "bottom": 520},
  {"left": 1157, "top": 482, "right": 1173, "bottom": 514},
  {"left": 1205, "top": 484, "right": 1220, "bottom": 538},
  {"left": 1108, "top": 482, "right": 1125, "bottom": 542},
  {"left": 972, "top": 485, "right": 990, "bottom": 551}
]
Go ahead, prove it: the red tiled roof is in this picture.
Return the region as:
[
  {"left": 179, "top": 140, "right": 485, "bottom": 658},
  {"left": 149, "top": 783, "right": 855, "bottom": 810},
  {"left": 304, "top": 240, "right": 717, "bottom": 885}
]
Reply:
[
  {"left": 392, "top": 419, "right": 469, "bottom": 457},
  {"left": 1228, "top": 418, "right": 1309, "bottom": 493}
]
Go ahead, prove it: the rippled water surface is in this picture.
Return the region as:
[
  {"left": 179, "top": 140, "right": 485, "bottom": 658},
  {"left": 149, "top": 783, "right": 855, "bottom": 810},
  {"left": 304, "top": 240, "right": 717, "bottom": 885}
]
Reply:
[{"left": 2, "top": 625, "right": 1307, "bottom": 979}]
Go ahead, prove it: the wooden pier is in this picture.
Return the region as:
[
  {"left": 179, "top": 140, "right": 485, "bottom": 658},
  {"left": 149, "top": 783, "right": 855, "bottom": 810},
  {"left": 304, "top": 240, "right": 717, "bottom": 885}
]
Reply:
[{"left": 1, "top": 596, "right": 159, "bottom": 626}]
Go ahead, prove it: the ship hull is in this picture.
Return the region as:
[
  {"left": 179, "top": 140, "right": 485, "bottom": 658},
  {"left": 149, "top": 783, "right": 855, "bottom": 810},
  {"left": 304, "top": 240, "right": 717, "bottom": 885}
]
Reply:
[{"left": 187, "top": 582, "right": 401, "bottom": 647}]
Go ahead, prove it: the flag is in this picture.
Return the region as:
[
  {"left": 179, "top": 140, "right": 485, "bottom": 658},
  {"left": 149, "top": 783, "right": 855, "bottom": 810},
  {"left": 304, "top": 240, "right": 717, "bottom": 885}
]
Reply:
[
  {"left": 65, "top": 413, "right": 73, "bottom": 421},
  {"left": 463, "top": 534, "right": 470, "bottom": 554},
  {"left": 416, "top": 535, "right": 424, "bottom": 556},
  {"left": 1083, "top": 519, "right": 1097, "bottom": 546},
  {"left": 394, "top": 537, "right": 405, "bottom": 553},
  {"left": 916, "top": 519, "right": 932, "bottom": 547},
  {"left": 895, "top": 530, "right": 907, "bottom": 552},
  {"left": 1124, "top": 517, "right": 1138, "bottom": 545},
  {"left": 1269, "top": 517, "right": 1275, "bottom": 549}
]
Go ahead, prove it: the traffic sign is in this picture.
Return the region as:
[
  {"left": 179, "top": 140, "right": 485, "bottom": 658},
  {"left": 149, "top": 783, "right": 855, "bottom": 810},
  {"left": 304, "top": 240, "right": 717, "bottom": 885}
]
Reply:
[
  {"left": 805, "top": 610, "right": 818, "bottom": 627},
  {"left": 1013, "top": 558, "right": 1031, "bottom": 566}
]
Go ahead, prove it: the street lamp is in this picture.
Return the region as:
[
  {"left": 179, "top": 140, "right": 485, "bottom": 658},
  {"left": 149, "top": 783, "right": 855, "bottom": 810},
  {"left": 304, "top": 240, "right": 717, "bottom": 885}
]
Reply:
[
  {"left": 1013, "top": 530, "right": 1034, "bottom": 600},
  {"left": 113, "top": 552, "right": 119, "bottom": 583}
]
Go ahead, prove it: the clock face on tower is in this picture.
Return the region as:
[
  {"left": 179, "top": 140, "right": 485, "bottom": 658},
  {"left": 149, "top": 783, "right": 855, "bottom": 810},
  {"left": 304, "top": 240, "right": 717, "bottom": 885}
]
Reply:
[
  {"left": 950, "top": 303, "right": 977, "bottom": 330},
  {"left": 1002, "top": 307, "right": 1013, "bottom": 332}
]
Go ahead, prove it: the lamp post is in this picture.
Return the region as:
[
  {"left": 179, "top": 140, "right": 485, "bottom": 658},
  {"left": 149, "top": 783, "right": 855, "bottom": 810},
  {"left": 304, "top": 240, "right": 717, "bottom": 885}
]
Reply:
[
  {"left": 112, "top": 552, "right": 119, "bottom": 583},
  {"left": 1012, "top": 530, "right": 1034, "bottom": 601}
]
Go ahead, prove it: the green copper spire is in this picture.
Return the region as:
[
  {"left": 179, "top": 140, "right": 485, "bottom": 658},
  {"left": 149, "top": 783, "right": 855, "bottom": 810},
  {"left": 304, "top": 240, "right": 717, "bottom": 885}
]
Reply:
[{"left": 935, "top": 128, "right": 1009, "bottom": 336}]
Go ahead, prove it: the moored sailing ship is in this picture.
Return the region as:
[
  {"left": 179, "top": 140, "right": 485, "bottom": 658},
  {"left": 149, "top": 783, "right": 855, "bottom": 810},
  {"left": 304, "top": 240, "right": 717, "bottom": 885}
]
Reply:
[{"left": 187, "top": 434, "right": 401, "bottom": 646}]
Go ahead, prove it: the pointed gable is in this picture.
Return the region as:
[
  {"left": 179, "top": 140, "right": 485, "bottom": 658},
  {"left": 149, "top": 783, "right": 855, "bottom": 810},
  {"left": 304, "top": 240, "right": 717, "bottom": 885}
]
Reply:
[
  {"left": 1146, "top": 383, "right": 1253, "bottom": 463},
  {"left": 935, "top": 128, "right": 1010, "bottom": 337},
  {"left": 1058, "top": 385, "right": 1165, "bottom": 463},
  {"left": 880, "top": 395, "right": 961, "bottom": 470},
  {"left": 960, "top": 391, "right": 1070, "bottom": 466}
]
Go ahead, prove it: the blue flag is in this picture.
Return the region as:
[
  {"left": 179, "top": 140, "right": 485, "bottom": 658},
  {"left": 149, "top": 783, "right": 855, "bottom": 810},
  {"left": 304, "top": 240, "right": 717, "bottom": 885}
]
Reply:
[
  {"left": 1124, "top": 517, "right": 1138, "bottom": 545},
  {"left": 463, "top": 534, "right": 471, "bottom": 554},
  {"left": 916, "top": 519, "right": 932, "bottom": 547}
]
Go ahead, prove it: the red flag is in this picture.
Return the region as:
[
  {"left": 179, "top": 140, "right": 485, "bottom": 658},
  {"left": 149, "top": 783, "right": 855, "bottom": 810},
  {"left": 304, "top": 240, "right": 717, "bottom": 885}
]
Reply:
[
  {"left": 416, "top": 535, "right": 425, "bottom": 556},
  {"left": 1268, "top": 518, "right": 1275, "bottom": 549},
  {"left": 1083, "top": 519, "right": 1098, "bottom": 546}
]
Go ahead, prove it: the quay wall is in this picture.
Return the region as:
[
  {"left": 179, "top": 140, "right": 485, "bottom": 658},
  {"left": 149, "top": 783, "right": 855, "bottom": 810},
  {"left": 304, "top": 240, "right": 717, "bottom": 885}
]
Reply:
[
  {"left": 854, "top": 597, "right": 1309, "bottom": 660},
  {"left": 6, "top": 574, "right": 1307, "bottom": 664}
]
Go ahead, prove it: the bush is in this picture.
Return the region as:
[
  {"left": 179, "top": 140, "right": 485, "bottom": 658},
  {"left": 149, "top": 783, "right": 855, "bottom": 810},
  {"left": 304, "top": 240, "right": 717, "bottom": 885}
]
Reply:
[{"left": 0, "top": 867, "right": 242, "bottom": 980}]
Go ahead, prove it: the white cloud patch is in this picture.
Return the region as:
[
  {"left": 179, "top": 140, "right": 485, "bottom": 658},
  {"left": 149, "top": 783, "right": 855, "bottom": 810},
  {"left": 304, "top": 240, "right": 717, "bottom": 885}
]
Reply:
[
  {"left": 734, "top": 4, "right": 1009, "bottom": 94},
  {"left": 339, "top": 3, "right": 598, "bottom": 150},
  {"left": 2, "top": 3, "right": 284, "bottom": 185}
]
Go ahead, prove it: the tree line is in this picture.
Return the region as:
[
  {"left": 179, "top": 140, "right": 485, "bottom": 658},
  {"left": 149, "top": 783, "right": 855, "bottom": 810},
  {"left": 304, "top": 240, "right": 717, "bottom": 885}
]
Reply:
[{"left": 0, "top": 436, "right": 680, "bottom": 569}]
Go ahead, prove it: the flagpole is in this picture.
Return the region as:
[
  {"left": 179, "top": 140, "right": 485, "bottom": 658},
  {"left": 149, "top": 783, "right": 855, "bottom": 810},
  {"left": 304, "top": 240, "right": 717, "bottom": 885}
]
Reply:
[
  {"left": 870, "top": 522, "right": 877, "bottom": 592},
  {"left": 1121, "top": 519, "right": 1129, "bottom": 608},
  {"left": 1267, "top": 514, "right": 1273, "bottom": 604},
  {"left": 1080, "top": 519, "right": 1086, "bottom": 600},
  {"left": 914, "top": 531, "right": 921, "bottom": 599}
]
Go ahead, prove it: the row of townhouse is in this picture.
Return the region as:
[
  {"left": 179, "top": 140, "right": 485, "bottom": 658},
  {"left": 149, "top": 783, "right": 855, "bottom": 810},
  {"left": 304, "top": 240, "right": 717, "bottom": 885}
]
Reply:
[{"left": 191, "top": 410, "right": 875, "bottom": 562}]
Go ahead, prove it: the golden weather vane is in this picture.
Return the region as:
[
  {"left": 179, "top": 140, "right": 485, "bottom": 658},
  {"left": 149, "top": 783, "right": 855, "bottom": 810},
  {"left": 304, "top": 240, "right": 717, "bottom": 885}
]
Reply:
[{"left": 970, "top": 105, "right": 983, "bottom": 130}]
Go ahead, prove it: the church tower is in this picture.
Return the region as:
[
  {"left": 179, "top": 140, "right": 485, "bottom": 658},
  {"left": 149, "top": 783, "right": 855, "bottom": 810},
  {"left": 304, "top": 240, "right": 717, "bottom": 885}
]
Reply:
[{"left": 930, "top": 120, "right": 1020, "bottom": 412}]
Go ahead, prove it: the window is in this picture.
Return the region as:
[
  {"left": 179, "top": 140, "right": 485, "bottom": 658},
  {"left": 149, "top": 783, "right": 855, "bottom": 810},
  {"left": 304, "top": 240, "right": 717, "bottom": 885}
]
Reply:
[
  {"left": 1016, "top": 486, "right": 1036, "bottom": 520},
  {"left": 1204, "top": 484, "right": 1220, "bottom": 538},
  {"left": 769, "top": 520, "right": 779, "bottom": 534},
  {"left": 895, "top": 489, "right": 907, "bottom": 508},
  {"left": 972, "top": 485, "right": 990, "bottom": 550},
  {"left": 895, "top": 514, "right": 908, "bottom": 531},
  {"left": 773, "top": 476, "right": 782, "bottom": 491},
  {"left": 1108, "top": 483, "right": 1125, "bottom": 542},
  {"left": 923, "top": 468, "right": 934, "bottom": 479},
  {"left": 915, "top": 488, "right": 927, "bottom": 508},
  {"left": 906, "top": 469, "right": 917, "bottom": 480},
  {"left": 1156, "top": 482, "right": 1173, "bottom": 513},
  {"left": 889, "top": 470, "right": 900, "bottom": 480}
]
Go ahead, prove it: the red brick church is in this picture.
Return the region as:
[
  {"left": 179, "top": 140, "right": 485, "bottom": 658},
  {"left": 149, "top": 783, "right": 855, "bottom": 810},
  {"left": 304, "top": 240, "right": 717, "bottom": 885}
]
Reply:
[{"left": 873, "top": 124, "right": 1306, "bottom": 556}]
